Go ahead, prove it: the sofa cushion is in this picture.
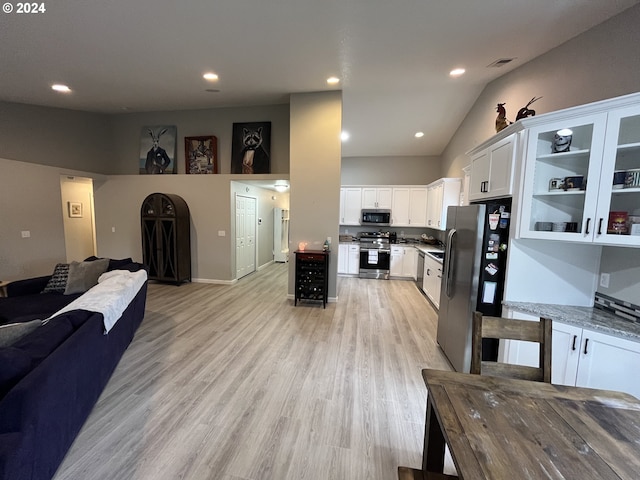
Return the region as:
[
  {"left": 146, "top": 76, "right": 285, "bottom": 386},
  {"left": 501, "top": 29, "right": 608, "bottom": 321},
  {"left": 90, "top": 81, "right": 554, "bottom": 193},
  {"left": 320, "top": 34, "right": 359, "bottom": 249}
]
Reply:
[
  {"left": 42, "top": 263, "right": 70, "bottom": 293},
  {"left": 0, "top": 320, "right": 41, "bottom": 347},
  {"left": 64, "top": 259, "right": 109, "bottom": 295},
  {"left": 0, "top": 347, "right": 32, "bottom": 398}
]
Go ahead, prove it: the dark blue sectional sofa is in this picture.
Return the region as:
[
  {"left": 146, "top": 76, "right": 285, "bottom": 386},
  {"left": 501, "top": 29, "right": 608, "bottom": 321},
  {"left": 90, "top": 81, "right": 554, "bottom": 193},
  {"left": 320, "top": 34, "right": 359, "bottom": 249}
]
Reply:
[{"left": 0, "top": 260, "right": 148, "bottom": 480}]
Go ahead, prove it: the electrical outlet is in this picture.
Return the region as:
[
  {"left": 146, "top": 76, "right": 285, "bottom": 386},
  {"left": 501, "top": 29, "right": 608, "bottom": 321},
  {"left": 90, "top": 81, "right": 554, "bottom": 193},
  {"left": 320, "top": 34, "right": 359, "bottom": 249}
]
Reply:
[
  {"left": 600, "top": 273, "right": 610, "bottom": 288},
  {"left": 21, "top": 231, "right": 30, "bottom": 238}
]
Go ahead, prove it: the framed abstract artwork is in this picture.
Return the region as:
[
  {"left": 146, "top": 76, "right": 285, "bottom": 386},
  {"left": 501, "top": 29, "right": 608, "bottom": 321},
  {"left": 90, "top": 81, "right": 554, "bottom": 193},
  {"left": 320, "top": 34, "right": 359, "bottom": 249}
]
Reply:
[
  {"left": 231, "top": 121, "right": 271, "bottom": 174},
  {"left": 185, "top": 136, "right": 218, "bottom": 174}
]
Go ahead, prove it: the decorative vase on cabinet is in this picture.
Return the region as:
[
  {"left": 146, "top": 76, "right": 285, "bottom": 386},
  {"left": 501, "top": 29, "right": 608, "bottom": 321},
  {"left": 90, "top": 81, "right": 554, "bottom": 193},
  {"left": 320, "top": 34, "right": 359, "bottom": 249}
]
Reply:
[{"left": 141, "top": 193, "right": 191, "bottom": 284}]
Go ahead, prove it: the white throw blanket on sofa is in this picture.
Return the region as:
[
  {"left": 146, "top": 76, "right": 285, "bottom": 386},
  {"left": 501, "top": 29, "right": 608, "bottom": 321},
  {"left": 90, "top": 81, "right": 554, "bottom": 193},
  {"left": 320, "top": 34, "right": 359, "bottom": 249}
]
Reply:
[{"left": 47, "top": 269, "right": 148, "bottom": 333}]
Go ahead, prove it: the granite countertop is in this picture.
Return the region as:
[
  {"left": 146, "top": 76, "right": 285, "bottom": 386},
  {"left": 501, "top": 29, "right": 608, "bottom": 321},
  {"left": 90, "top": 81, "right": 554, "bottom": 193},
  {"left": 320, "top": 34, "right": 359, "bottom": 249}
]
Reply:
[{"left": 504, "top": 301, "right": 640, "bottom": 342}]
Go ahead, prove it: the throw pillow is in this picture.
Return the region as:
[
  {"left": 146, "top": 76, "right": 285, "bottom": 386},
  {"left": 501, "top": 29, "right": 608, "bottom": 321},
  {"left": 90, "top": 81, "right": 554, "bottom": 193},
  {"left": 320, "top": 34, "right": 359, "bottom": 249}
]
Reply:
[
  {"left": 42, "top": 263, "right": 70, "bottom": 293},
  {"left": 64, "top": 258, "right": 110, "bottom": 295},
  {"left": 0, "top": 320, "right": 42, "bottom": 348}
]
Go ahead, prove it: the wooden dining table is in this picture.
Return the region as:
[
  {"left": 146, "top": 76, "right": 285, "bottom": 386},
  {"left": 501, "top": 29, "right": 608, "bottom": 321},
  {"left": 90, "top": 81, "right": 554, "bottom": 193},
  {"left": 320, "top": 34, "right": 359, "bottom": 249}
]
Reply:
[{"left": 420, "top": 368, "right": 640, "bottom": 479}]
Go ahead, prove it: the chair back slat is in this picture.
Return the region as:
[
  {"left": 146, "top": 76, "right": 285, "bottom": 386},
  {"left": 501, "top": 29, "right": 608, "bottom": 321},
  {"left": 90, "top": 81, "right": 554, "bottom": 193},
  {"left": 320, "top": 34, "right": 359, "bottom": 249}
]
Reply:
[{"left": 471, "top": 311, "right": 552, "bottom": 383}]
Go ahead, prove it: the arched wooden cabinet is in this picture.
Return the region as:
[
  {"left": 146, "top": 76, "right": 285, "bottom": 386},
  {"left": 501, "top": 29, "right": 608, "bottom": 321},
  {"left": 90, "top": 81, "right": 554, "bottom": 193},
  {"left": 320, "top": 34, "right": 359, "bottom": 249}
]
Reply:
[{"left": 141, "top": 193, "right": 191, "bottom": 284}]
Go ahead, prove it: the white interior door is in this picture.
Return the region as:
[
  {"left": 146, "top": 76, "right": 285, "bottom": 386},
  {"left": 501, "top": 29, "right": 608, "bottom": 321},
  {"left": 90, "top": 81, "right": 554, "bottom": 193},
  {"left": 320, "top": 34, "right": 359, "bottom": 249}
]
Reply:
[{"left": 235, "top": 195, "right": 256, "bottom": 279}]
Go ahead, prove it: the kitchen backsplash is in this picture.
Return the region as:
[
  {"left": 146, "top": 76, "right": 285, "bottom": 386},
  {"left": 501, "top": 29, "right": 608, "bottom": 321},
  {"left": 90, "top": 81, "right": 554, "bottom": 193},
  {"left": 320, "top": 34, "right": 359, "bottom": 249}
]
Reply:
[{"left": 594, "top": 292, "right": 640, "bottom": 323}]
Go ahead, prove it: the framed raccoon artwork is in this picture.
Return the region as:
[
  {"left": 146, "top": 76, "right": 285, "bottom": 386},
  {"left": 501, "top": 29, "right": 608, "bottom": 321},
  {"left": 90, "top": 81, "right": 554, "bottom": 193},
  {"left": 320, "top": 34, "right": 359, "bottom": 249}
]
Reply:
[
  {"left": 139, "top": 125, "right": 177, "bottom": 174},
  {"left": 231, "top": 122, "right": 271, "bottom": 174},
  {"left": 185, "top": 136, "right": 218, "bottom": 174}
]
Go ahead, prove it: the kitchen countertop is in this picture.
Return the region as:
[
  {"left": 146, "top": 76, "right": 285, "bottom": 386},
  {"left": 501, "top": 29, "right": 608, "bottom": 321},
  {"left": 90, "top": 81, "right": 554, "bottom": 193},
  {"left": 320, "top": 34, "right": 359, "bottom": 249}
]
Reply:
[{"left": 504, "top": 301, "right": 640, "bottom": 342}]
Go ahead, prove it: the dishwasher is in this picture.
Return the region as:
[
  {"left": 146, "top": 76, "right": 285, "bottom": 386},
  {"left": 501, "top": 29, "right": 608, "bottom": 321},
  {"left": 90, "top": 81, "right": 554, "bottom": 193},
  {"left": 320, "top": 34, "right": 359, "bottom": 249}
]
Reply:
[{"left": 416, "top": 251, "right": 425, "bottom": 292}]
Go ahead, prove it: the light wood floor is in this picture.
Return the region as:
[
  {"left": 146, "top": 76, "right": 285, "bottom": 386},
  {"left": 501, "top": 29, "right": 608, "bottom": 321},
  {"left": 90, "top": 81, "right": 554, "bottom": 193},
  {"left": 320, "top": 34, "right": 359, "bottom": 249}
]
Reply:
[{"left": 54, "top": 263, "right": 453, "bottom": 480}]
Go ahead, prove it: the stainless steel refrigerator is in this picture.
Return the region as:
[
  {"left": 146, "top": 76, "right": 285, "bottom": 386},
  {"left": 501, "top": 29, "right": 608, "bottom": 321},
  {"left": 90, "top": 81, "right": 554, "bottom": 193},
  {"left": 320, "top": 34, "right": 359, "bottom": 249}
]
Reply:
[{"left": 436, "top": 199, "right": 512, "bottom": 373}]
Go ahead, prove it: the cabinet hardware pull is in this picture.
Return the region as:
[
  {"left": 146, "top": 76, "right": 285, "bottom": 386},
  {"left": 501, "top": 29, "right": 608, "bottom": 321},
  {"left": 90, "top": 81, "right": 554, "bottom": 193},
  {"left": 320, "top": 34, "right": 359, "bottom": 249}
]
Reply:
[
  {"left": 426, "top": 269, "right": 431, "bottom": 275},
  {"left": 584, "top": 338, "right": 589, "bottom": 355},
  {"left": 572, "top": 335, "right": 577, "bottom": 351},
  {"left": 597, "top": 218, "right": 603, "bottom": 235},
  {"left": 585, "top": 218, "right": 591, "bottom": 235}
]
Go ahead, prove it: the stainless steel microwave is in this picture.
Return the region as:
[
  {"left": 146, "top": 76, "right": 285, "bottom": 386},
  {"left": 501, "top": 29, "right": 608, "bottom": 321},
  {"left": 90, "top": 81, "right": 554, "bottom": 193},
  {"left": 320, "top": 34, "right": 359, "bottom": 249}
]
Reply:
[{"left": 361, "top": 209, "right": 391, "bottom": 226}]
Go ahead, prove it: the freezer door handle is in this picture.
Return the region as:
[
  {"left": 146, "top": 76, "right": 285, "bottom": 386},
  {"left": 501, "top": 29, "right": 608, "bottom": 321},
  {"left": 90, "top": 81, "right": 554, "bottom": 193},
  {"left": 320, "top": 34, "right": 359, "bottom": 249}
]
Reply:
[{"left": 445, "top": 228, "right": 457, "bottom": 298}]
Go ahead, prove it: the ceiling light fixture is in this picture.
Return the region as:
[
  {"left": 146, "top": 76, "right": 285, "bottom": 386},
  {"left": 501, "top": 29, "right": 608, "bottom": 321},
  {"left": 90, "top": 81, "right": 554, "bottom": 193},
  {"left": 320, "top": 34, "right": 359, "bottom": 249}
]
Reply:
[
  {"left": 51, "top": 84, "right": 71, "bottom": 93},
  {"left": 449, "top": 68, "right": 466, "bottom": 77},
  {"left": 274, "top": 182, "right": 289, "bottom": 192},
  {"left": 203, "top": 72, "right": 219, "bottom": 81},
  {"left": 415, "top": 132, "right": 425, "bottom": 138},
  {"left": 341, "top": 131, "right": 350, "bottom": 141},
  {"left": 327, "top": 76, "right": 340, "bottom": 85}
]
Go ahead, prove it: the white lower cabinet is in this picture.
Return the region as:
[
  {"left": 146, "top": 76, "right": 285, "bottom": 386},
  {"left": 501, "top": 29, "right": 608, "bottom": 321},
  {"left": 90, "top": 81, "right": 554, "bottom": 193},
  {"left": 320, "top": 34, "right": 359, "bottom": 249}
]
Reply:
[
  {"left": 390, "top": 246, "right": 417, "bottom": 279},
  {"left": 553, "top": 322, "right": 640, "bottom": 398},
  {"left": 501, "top": 312, "right": 640, "bottom": 399},
  {"left": 423, "top": 255, "right": 442, "bottom": 309},
  {"left": 338, "top": 244, "right": 360, "bottom": 274}
]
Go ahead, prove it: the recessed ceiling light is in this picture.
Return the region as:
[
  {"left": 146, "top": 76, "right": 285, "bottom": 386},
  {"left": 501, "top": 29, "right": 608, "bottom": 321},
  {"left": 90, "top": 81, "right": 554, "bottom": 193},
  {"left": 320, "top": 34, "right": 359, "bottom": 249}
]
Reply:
[
  {"left": 415, "top": 132, "right": 425, "bottom": 138},
  {"left": 341, "top": 131, "right": 350, "bottom": 141},
  {"left": 327, "top": 76, "right": 340, "bottom": 85},
  {"left": 450, "top": 68, "right": 466, "bottom": 77},
  {"left": 203, "top": 72, "right": 219, "bottom": 81},
  {"left": 51, "top": 84, "right": 71, "bottom": 93}
]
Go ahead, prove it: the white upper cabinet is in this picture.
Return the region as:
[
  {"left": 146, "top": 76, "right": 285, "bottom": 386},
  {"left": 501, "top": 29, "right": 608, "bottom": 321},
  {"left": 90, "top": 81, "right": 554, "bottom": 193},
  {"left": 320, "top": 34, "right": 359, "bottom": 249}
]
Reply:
[
  {"left": 468, "top": 134, "right": 517, "bottom": 202},
  {"left": 339, "top": 187, "right": 362, "bottom": 225},
  {"left": 595, "top": 105, "right": 640, "bottom": 246},
  {"left": 362, "top": 187, "right": 392, "bottom": 209},
  {"left": 518, "top": 96, "right": 640, "bottom": 246},
  {"left": 426, "top": 178, "right": 461, "bottom": 230},
  {"left": 392, "top": 187, "right": 427, "bottom": 227}
]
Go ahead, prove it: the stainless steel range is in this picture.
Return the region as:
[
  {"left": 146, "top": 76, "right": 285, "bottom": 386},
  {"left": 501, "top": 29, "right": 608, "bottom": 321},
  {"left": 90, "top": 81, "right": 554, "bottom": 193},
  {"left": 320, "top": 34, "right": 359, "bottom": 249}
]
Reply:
[{"left": 358, "top": 231, "right": 390, "bottom": 279}]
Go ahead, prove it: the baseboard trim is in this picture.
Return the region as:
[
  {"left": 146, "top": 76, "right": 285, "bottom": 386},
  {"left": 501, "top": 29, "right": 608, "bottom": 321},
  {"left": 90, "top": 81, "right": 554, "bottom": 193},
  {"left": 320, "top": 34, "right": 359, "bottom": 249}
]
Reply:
[{"left": 192, "top": 278, "right": 238, "bottom": 286}]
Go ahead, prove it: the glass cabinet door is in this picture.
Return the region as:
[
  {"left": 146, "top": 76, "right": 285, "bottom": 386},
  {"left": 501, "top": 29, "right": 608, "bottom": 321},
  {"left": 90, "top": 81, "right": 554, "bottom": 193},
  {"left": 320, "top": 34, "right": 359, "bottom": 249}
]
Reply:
[
  {"left": 519, "top": 113, "right": 608, "bottom": 241},
  {"left": 596, "top": 106, "right": 640, "bottom": 246}
]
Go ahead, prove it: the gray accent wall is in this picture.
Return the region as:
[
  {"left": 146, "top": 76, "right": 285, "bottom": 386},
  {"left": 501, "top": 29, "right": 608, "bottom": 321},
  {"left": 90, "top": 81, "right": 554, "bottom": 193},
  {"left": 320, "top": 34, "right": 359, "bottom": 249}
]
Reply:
[
  {"left": 341, "top": 155, "right": 443, "bottom": 185},
  {"left": 440, "top": 4, "right": 640, "bottom": 305},
  {"left": 0, "top": 102, "right": 113, "bottom": 174},
  {"left": 289, "top": 91, "right": 342, "bottom": 300}
]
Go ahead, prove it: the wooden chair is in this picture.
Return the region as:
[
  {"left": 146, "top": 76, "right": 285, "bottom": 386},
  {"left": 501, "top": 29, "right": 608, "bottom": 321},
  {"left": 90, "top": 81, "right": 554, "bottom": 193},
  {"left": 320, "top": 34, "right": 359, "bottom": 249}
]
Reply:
[
  {"left": 471, "top": 311, "right": 552, "bottom": 383},
  {"left": 397, "top": 466, "right": 458, "bottom": 480}
]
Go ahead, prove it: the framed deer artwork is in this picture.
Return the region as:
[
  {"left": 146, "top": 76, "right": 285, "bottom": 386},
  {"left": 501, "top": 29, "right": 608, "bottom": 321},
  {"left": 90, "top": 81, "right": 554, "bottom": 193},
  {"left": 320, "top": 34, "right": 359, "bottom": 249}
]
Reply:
[
  {"left": 139, "top": 125, "right": 177, "bottom": 174},
  {"left": 185, "top": 136, "right": 218, "bottom": 174}
]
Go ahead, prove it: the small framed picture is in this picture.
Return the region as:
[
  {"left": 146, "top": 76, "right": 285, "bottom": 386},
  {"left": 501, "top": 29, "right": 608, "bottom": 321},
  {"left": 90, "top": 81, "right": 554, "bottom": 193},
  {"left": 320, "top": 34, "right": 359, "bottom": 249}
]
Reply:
[
  {"left": 185, "top": 136, "right": 218, "bottom": 174},
  {"left": 68, "top": 202, "right": 83, "bottom": 218}
]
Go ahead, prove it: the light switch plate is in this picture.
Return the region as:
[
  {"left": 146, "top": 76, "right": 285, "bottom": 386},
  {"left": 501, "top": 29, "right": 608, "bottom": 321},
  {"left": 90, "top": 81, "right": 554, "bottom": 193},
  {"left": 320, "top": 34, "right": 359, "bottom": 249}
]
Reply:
[{"left": 600, "top": 273, "right": 610, "bottom": 288}]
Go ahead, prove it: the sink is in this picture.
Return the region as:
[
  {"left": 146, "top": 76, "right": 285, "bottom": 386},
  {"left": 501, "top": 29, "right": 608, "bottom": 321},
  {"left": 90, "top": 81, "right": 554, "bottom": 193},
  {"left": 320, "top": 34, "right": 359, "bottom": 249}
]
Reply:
[{"left": 427, "top": 251, "right": 444, "bottom": 260}]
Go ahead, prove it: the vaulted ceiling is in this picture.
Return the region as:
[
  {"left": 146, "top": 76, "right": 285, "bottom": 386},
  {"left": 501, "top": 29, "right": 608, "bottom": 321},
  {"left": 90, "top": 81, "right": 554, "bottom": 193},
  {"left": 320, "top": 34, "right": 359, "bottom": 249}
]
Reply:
[{"left": 1, "top": 0, "right": 637, "bottom": 157}]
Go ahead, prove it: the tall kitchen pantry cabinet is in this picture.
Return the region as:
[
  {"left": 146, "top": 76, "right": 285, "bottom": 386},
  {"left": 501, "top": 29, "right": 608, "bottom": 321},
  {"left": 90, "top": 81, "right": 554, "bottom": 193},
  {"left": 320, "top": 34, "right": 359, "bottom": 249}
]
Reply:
[{"left": 141, "top": 193, "right": 191, "bottom": 284}]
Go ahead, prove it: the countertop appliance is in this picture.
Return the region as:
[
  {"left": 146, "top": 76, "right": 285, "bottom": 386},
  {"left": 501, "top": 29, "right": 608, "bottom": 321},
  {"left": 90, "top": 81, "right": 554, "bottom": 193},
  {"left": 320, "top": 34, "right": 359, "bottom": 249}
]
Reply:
[
  {"left": 361, "top": 209, "right": 391, "bottom": 226},
  {"left": 437, "top": 199, "right": 512, "bottom": 373},
  {"left": 358, "top": 231, "right": 390, "bottom": 279}
]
